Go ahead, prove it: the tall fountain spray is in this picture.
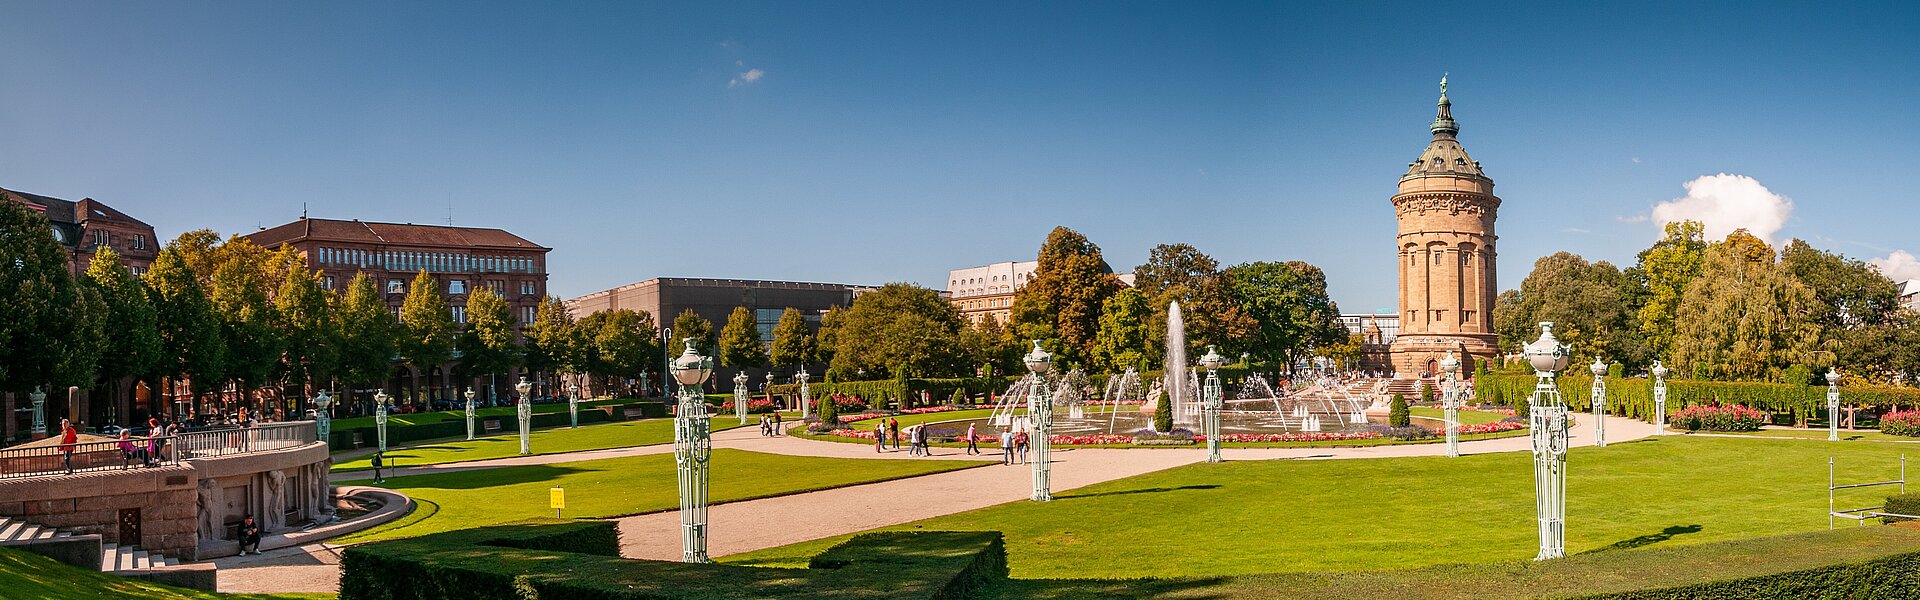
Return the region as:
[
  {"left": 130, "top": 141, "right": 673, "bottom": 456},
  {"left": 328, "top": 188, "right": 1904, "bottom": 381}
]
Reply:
[{"left": 1164, "top": 301, "right": 1191, "bottom": 428}]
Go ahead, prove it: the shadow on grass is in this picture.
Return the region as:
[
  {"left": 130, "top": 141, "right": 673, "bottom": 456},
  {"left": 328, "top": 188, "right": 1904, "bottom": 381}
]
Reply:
[
  {"left": 1583, "top": 524, "right": 1703, "bottom": 553},
  {"left": 995, "top": 576, "right": 1237, "bottom": 599},
  {"left": 383, "top": 464, "right": 592, "bottom": 489},
  {"left": 1060, "top": 484, "right": 1221, "bottom": 500}
]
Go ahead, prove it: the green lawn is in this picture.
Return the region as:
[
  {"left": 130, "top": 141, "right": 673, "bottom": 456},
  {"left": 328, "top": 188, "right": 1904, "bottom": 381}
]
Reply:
[
  {"left": 0, "top": 546, "right": 329, "bottom": 600},
  {"left": 329, "top": 398, "right": 643, "bottom": 429},
  {"left": 723, "top": 435, "right": 1912, "bottom": 578},
  {"left": 1683, "top": 427, "right": 1920, "bottom": 443},
  {"left": 331, "top": 418, "right": 749, "bottom": 472},
  {"left": 342, "top": 448, "right": 982, "bottom": 543}
]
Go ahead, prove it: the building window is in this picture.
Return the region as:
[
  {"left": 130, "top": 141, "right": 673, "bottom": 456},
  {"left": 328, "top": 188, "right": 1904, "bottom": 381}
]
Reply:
[
  {"left": 93, "top": 230, "right": 110, "bottom": 248},
  {"left": 520, "top": 281, "right": 537, "bottom": 296},
  {"left": 490, "top": 280, "right": 504, "bottom": 292},
  {"left": 129, "top": 265, "right": 146, "bottom": 278},
  {"left": 755, "top": 308, "right": 783, "bottom": 342},
  {"left": 523, "top": 306, "right": 537, "bottom": 324},
  {"left": 452, "top": 305, "right": 466, "bottom": 324},
  {"left": 323, "top": 276, "right": 335, "bottom": 290},
  {"left": 388, "top": 279, "right": 405, "bottom": 294},
  {"left": 132, "top": 234, "right": 146, "bottom": 250},
  {"left": 449, "top": 279, "right": 467, "bottom": 295}
]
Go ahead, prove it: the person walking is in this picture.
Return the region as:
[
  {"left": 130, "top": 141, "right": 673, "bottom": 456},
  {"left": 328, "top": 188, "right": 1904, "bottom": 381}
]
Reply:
[
  {"left": 759, "top": 414, "right": 771, "bottom": 437},
  {"left": 58, "top": 419, "right": 79, "bottom": 474},
  {"left": 888, "top": 418, "right": 901, "bottom": 450},
  {"left": 1014, "top": 430, "right": 1029, "bottom": 465},
  {"left": 916, "top": 423, "right": 932, "bottom": 457},
  {"left": 964, "top": 423, "right": 980, "bottom": 455},
  {"left": 237, "top": 516, "right": 261, "bottom": 556},
  {"left": 999, "top": 428, "right": 1014, "bottom": 465},
  {"left": 146, "top": 418, "right": 166, "bottom": 465},
  {"left": 370, "top": 450, "right": 386, "bottom": 484},
  {"left": 875, "top": 421, "right": 886, "bottom": 453},
  {"left": 772, "top": 412, "right": 784, "bottom": 435}
]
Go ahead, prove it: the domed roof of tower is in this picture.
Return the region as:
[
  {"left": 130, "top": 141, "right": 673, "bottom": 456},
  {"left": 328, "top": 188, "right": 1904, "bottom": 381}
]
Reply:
[{"left": 1401, "top": 76, "right": 1490, "bottom": 183}]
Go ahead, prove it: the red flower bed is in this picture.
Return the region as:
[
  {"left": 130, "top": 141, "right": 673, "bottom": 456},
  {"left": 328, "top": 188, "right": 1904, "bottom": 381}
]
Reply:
[
  {"left": 837, "top": 412, "right": 888, "bottom": 423},
  {"left": 1882, "top": 411, "right": 1920, "bottom": 437},
  {"left": 1083, "top": 400, "right": 1147, "bottom": 406},
  {"left": 1192, "top": 432, "right": 1384, "bottom": 443},
  {"left": 1452, "top": 421, "right": 1526, "bottom": 435},
  {"left": 1050, "top": 434, "right": 1136, "bottom": 445},
  {"left": 1672, "top": 404, "right": 1767, "bottom": 432},
  {"left": 900, "top": 406, "right": 960, "bottom": 415}
]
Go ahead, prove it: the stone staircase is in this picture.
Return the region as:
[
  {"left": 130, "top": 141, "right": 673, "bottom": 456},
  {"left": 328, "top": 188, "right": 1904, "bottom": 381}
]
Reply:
[
  {"left": 1384, "top": 378, "right": 1434, "bottom": 401},
  {"left": 0, "top": 515, "right": 181, "bottom": 570}
]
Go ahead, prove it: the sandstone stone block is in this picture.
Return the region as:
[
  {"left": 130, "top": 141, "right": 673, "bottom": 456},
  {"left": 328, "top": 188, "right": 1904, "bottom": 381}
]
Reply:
[{"left": 24, "top": 498, "right": 76, "bottom": 515}]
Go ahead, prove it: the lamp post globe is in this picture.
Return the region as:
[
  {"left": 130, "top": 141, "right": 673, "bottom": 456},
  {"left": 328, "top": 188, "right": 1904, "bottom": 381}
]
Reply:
[
  {"left": 463, "top": 388, "right": 478, "bottom": 441},
  {"left": 515, "top": 377, "right": 533, "bottom": 455},
  {"left": 1023, "top": 341, "right": 1055, "bottom": 501},
  {"left": 1827, "top": 369, "right": 1842, "bottom": 441},
  {"left": 1439, "top": 351, "right": 1462, "bottom": 458},
  {"left": 1589, "top": 357, "right": 1608, "bottom": 448},
  {"left": 313, "top": 390, "right": 334, "bottom": 441},
  {"left": 373, "top": 391, "right": 390, "bottom": 452},
  {"left": 567, "top": 382, "right": 581, "bottom": 429},
  {"left": 1199, "top": 345, "right": 1226, "bottom": 463},
  {"left": 733, "top": 371, "right": 751, "bottom": 425},
  {"left": 667, "top": 338, "right": 715, "bottom": 563},
  {"left": 1651, "top": 362, "right": 1670, "bottom": 435},
  {"left": 1522, "top": 322, "right": 1572, "bottom": 560}
]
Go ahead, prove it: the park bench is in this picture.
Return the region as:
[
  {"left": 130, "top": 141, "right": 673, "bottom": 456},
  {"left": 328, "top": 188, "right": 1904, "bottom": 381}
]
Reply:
[{"left": 483, "top": 419, "right": 503, "bottom": 434}]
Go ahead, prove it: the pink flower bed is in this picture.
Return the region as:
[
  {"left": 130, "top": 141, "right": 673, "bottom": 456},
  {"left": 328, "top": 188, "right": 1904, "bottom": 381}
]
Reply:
[
  {"left": 1453, "top": 421, "right": 1526, "bottom": 435},
  {"left": 828, "top": 428, "right": 877, "bottom": 440},
  {"left": 1050, "top": 434, "right": 1136, "bottom": 445},
  {"left": 1192, "top": 432, "right": 1384, "bottom": 443},
  {"left": 900, "top": 406, "right": 960, "bottom": 415},
  {"left": 837, "top": 412, "right": 888, "bottom": 423},
  {"left": 1463, "top": 405, "right": 1517, "bottom": 416},
  {"left": 1082, "top": 400, "right": 1147, "bottom": 406}
]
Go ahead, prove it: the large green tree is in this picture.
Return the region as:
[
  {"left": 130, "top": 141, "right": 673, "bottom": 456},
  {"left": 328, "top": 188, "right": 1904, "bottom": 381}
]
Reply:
[
  {"left": 1091, "top": 287, "right": 1151, "bottom": 373},
  {"left": 525, "top": 295, "right": 582, "bottom": 391},
  {"left": 1672, "top": 230, "right": 1822, "bottom": 380},
  {"left": 208, "top": 238, "right": 282, "bottom": 399},
  {"left": 1223, "top": 261, "right": 1345, "bottom": 374},
  {"left": 1780, "top": 239, "right": 1907, "bottom": 380},
  {"left": 670, "top": 309, "right": 716, "bottom": 356},
  {"left": 334, "top": 274, "right": 398, "bottom": 398},
  {"left": 1629, "top": 220, "right": 1707, "bottom": 359},
  {"left": 589, "top": 308, "right": 658, "bottom": 392},
  {"left": 84, "top": 247, "right": 163, "bottom": 418},
  {"left": 397, "top": 270, "right": 456, "bottom": 400},
  {"left": 1131, "top": 243, "right": 1252, "bottom": 365},
  {"left": 767, "top": 307, "right": 816, "bottom": 372},
  {"left": 457, "top": 287, "right": 520, "bottom": 401},
  {"left": 273, "top": 258, "right": 335, "bottom": 404},
  {"left": 0, "top": 199, "right": 101, "bottom": 394},
  {"left": 827, "top": 283, "right": 968, "bottom": 379},
  {"left": 1492, "top": 252, "right": 1640, "bottom": 367},
  {"left": 146, "top": 246, "right": 226, "bottom": 396},
  {"left": 718, "top": 306, "right": 770, "bottom": 369},
  {"left": 1010, "top": 226, "right": 1123, "bottom": 367}
]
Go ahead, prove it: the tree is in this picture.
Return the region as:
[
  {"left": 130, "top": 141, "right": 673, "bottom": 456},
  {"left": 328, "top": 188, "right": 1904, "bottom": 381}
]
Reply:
[
  {"left": 209, "top": 238, "right": 282, "bottom": 400},
  {"left": 816, "top": 386, "right": 839, "bottom": 426},
  {"left": 1132, "top": 243, "right": 1253, "bottom": 364},
  {"left": 1389, "top": 394, "right": 1410, "bottom": 427},
  {"left": 525, "top": 295, "right": 581, "bottom": 391},
  {"left": 718, "top": 306, "right": 770, "bottom": 369},
  {"left": 274, "top": 259, "right": 335, "bottom": 404},
  {"left": 1672, "top": 230, "right": 1822, "bottom": 380},
  {"left": 826, "top": 283, "right": 968, "bottom": 379},
  {"left": 83, "top": 247, "right": 162, "bottom": 416},
  {"left": 671, "top": 309, "right": 716, "bottom": 356},
  {"left": 1223, "top": 261, "right": 1346, "bottom": 374},
  {"left": 1492, "top": 252, "right": 1639, "bottom": 367},
  {"left": 1780, "top": 239, "right": 1904, "bottom": 376},
  {"left": 814, "top": 307, "right": 842, "bottom": 376},
  {"left": 1152, "top": 388, "right": 1173, "bottom": 433},
  {"left": 961, "top": 315, "right": 1022, "bottom": 378},
  {"left": 1010, "top": 227, "right": 1124, "bottom": 367},
  {"left": 0, "top": 199, "right": 98, "bottom": 394},
  {"left": 335, "top": 274, "right": 397, "bottom": 401},
  {"left": 1630, "top": 221, "right": 1707, "bottom": 359},
  {"left": 590, "top": 309, "right": 657, "bottom": 392},
  {"left": 146, "top": 246, "right": 226, "bottom": 395},
  {"left": 397, "top": 270, "right": 456, "bottom": 400},
  {"left": 458, "top": 287, "right": 520, "bottom": 401},
  {"left": 1322, "top": 334, "right": 1365, "bottom": 372},
  {"left": 768, "top": 308, "right": 817, "bottom": 371},
  {"left": 1091, "top": 288, "right": 1151, "bottom": 373}
]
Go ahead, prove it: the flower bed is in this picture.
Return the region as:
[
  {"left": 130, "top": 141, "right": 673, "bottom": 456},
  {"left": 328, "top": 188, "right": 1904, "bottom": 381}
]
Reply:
[
  {"left": 1464, "top": 405, "right": 1518, "bottom": 416},
  {"left": 1196, "top": 432, "right": 1384, "bottom": 443},
  {"left": 1673, "top": 404, "right": 1768, "bottom": 432},
  {"left": 1452, "top": 421, "right": 1526, "bottom": 435},
  {"left": 712, "top": 398, "right": 780, "bottom": 414},
  {"left": 900, "top": 406, "right": 960, "bottom": 415},
  {"left": 1082, "top": 400, "right": 1147, "bottom": 406},
  {"left": 1880, "top": 411, "right": 1920, "bottom": 437},
  {"left": 1051, "top": 434, "right": 1137, "bottom": 445},
  {"left": 837, "top": 412, "right": 889, "bottom": 424}
]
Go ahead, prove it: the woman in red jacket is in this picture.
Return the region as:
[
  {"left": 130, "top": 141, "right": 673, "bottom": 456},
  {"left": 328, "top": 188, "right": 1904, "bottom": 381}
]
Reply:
[{"left": 58, "top": 419, "right": 79, "bottom": 474}]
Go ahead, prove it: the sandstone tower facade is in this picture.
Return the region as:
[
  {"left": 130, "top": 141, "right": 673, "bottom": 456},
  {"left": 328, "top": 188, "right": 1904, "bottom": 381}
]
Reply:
[{"left": 1389, "top": 79, "right": 1500, "bottom": 376}]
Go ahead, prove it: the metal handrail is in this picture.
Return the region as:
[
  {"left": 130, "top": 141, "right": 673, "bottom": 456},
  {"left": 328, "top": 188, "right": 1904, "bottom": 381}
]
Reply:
[{"left": 0, "top": 421, "right": 317, "bottom": 480}]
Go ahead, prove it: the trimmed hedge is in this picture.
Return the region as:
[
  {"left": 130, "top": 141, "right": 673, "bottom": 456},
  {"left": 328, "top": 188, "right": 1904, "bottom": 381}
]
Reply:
[
  {"left": 1884, "top": 494, "right": 1920, "bottom": 524},
  {"left": 1576, "top": 544, "right": 1920, "bottom": 599},
  {"left": 339, "top": 520, "right": 1008, "bottom": 600},
  {"left": 325, "top": 402, "right": 663, "bottom": 451},
  {"left": 1476, "top": 372, "right": 1920, "bottom": 425}
]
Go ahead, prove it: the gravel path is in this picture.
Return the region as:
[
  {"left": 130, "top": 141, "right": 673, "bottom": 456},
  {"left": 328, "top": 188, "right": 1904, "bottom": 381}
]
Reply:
[{"left": 218, "top": 413, "right": 1658, "bottom": 593}]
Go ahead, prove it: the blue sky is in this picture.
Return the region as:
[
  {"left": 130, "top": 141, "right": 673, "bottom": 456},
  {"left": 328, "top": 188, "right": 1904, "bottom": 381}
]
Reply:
[{"left": 3, "top": 1, "right": 1917, "bottom": 310}]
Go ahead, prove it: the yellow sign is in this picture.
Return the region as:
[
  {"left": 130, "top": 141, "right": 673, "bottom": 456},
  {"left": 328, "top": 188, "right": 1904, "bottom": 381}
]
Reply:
[{"left": 550, "top": 487, "right": 565, "bottom": 511}]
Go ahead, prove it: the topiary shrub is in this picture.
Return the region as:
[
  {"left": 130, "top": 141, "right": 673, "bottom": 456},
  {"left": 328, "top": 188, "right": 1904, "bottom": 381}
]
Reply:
[
  {"left": 815, "top": 391, "right": 840, "bottom": 429},
  {"left": 1389, "top": 393, "right": 1410, "bottom": 427},
  {"left": 1419, "top": 383, "right": 1435, "bottom": 405},
  {"left": 1880, "top": 411, "right": 1920, "bottom": 437},
  {"left": 1153, "top": 388, "right": 1173, "bottom": 433}
]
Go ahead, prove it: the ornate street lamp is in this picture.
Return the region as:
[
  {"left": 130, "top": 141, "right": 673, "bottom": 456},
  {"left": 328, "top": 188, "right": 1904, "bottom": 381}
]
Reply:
[
  {"left": 1024, "top": 341, "right": 1055, "bottom": 501},
  {"left": 29, "top": 386, "right": 46, "bottom": 438},
  {"left": 669, "top": 338, "right": 715, "bottom": 563},
  {"left": 568, "top": 382, "right": 581, "bottom": 429},
  {"left": 1589, "top": 357, "right": 1608, "bottom": 448},
  {"left": 1651, "top": 362, "right": 1669, "bottom": 435},
  {"left": 1440, "top": 351, "right": 1463, "bottom": 458},
  {"left": 464, "top": 387, "right": 478, "bottom": 441},
  {"left": 1199, "top": 345, "right": 1225, "bottom": 463},
  {"left": 314, "top": 390, "right": 334, "bottom": 442},
  {"left": 1827, "top": 369, "right": 1843, "bottom": 442},
  {"left": 515, "top": 377, "right": 533, "bottom": 455},
  {"left": 796, "top": 366, "right": 811, "bottom": 419},
  {"left": 374, "top": 391, "right": 390, "bottom": 452},
  {"left": 733, "top": 371, "right": 750, "bottom": 425},
  {"left": 1523, "top": 322, "right": 1572, "bottom": 561}
]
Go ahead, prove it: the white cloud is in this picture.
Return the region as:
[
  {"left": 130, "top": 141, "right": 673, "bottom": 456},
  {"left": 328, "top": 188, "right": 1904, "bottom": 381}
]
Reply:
[
  {"left": 1870, "top": 250, "right": 1920, "bottom": 282},
  {"left": 1649, "top": 173, "right": 1793, "bottom": 243},
  {"left": 728, "top": 68, "right": 765, "bottom": 88},
  {"left": 1561, "top": 227, "right": 1591, "bottom": 234}
]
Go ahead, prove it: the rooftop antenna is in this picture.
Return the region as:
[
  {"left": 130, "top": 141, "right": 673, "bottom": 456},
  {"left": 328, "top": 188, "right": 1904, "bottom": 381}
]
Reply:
[
  {"left": 447, "top": 199, "right": 455, "bottom": 227},
  {"left": 301, "top": 202, "right": 308, "bottom": 220}
]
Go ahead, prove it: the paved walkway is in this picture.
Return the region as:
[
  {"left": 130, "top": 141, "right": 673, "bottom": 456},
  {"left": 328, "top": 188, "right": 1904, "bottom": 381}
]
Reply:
[{"left": 218, "top": 413, "right": 1658, "bottom": 593}]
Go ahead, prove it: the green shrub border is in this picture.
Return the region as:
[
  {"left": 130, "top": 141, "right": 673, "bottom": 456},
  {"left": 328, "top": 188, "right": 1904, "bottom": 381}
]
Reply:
[
  {"left": 1476, "top": 372, "right": 1920, "bottom": 425},
  {"left": 326, "top": 402, "right": 663, "bottom": 451}
]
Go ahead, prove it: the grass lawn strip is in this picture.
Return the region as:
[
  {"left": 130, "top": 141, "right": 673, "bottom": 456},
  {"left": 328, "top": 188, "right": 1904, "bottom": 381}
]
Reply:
[
  {"left": 328, "top": 398, "right": 641, "bottom": 429},
  {"left": 331, "top": 418, "right": 749, "bottom": 472},
  {"left": 722, "top": 436, "right": 1909, "bottom": 578},
  {"left": 0, "top": 546, "right": 328, "bottom": 600},
  {"left": 340, "top": 448, "right": 982, "bottom": 543}
]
